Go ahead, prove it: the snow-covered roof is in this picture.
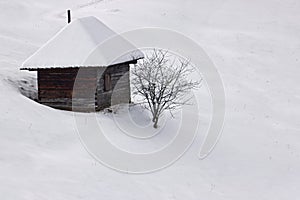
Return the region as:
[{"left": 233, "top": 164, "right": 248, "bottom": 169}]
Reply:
[{"left": 21, "top": 16, "right": 143, "bottom": 70}]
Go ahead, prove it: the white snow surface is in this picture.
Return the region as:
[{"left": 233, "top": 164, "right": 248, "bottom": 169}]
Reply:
[
  {"left": 0, "top": 0, "right": 300, "bottom": 200},
  {"left": 21, "top": 16, "right": 143, "bottom": 69}
]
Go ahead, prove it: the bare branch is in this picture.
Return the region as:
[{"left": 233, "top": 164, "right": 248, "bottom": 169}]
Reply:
[{"left": 131, "top": 49, "right": 202, "bottom": 128}]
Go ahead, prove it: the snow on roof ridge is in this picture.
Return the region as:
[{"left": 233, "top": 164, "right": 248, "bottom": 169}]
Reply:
[
  {"left": 21, "top": 16, "right": 143, "bottom": 70},
  {"left": 76, "top": 16, "right": 116, "bottom": 47}
]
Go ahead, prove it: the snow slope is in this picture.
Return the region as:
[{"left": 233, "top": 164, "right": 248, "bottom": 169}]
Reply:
[{"left": 0, "top": 0, "right": 300, "bottom": 199}]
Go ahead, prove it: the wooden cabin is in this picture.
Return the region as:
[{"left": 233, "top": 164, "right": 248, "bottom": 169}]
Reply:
[{"left": 20, "top": 16, "right": 143, "bottom": 111}]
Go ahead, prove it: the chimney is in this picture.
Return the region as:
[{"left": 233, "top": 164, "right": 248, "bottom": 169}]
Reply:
[{"left": 67, "top": 10, "right": 71, "bottom": 23}]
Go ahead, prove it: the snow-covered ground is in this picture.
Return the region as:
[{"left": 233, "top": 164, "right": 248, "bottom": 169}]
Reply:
[{"left": 0, "top": 0, "right": 300, "bottom": 199}]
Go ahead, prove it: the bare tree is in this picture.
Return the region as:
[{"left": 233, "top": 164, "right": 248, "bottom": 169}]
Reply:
[{"left": 131, "top": 49, "right": 201, "bottom": 128}]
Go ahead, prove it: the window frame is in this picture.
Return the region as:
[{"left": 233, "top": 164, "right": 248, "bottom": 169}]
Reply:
[{"left": 104, "top": 73, "right": 112, "bottom": 91}]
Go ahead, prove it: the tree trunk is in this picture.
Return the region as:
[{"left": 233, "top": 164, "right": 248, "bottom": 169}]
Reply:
[{"left": 153, "top": 117, "right": 158, "bottom": 128}]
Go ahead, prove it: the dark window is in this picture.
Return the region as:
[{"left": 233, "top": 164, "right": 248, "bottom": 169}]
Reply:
[{"left": 104, "top": 74, "right": 111, "bottom": 91}]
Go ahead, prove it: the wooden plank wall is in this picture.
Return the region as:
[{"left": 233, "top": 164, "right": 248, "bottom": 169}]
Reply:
[
  {"left": 37, "top": 64, "right": 131, "bottom": 112},
  {"left": 96, "top": 64, "right": 131, "bottom": 110}
]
